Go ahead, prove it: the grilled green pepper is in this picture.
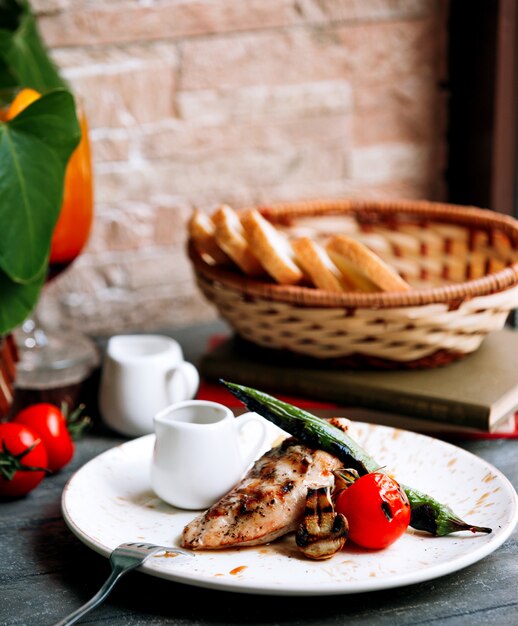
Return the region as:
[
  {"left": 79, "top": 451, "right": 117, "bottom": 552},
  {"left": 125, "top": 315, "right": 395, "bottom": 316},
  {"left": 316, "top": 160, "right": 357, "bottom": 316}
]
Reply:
[{"left": 223, "top": 381, "right": 492, "bottom": 537}]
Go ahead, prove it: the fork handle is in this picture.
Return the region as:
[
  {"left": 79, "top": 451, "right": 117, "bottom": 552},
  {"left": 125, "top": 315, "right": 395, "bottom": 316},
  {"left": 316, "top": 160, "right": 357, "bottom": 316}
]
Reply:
[{"left": 53, "top": 565, "right": 131, "bottom": 626}]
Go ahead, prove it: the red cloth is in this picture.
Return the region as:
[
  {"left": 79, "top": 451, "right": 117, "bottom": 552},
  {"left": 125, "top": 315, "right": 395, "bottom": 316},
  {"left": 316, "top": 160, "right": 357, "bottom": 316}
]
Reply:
[{"left": 196, "top": 380, "right": 339, "bottom": 410}]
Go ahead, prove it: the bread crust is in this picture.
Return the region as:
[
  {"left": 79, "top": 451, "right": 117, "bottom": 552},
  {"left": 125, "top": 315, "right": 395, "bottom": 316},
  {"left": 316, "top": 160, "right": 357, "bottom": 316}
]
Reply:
[
  {"left": 212, "top": 205, "right": 264, "bottom": 276},
  {"left": 326, "top": 235, "right": 410, "bottom": 292},
  {"left": 188, "top": 210, "right": 231, "bottom": 266},
  {"left": 241, "top": 210, "right": 303, "bottom": 285},
  {"left": 291, "top": 237, "right": 348, "bottom": 292}
]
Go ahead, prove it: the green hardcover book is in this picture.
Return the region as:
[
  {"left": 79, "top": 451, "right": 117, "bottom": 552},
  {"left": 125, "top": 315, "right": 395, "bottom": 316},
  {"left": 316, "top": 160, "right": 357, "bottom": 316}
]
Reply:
[{"left": 200, "top": 329, "right": 518, "bottom": 432}]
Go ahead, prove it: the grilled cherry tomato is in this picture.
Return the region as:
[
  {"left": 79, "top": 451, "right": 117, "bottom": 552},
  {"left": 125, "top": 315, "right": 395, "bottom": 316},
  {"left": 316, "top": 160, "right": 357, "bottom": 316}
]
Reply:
[
  {"left": 335, "top": 472, "right": 410, "bottom": 549},
  {"left": 0, "top": 423, "right": 48, "bottom": 498},
  {"left": 14, "top": 403, "right": 74, "bottom": 472}
]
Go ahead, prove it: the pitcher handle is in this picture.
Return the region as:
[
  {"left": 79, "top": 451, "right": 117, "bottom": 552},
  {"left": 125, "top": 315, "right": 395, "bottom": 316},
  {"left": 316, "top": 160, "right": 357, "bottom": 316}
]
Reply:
[
  {"left": 234, "top": 412, "right": 268, "bottom": 469},
  {"left": 166, "top": 362, "right": 200, "bottom": 403}
]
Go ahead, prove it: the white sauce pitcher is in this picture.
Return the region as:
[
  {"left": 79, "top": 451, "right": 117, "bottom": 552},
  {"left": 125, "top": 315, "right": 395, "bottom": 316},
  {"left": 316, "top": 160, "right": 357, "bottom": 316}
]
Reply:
[
  {"left": 99, "top": 335, "right": 199, "bottom": 437},
  {"left": 151, "top": 400, "right": 268, "bottom": 510}
]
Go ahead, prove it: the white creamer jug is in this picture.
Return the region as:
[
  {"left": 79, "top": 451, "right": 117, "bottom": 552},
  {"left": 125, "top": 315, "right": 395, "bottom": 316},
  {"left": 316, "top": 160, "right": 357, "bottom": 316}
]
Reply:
[
  {"left": 151, "top": 400, "right": 268, "bottom": 510},
  {"left": 99, "top": 335, "right": 199, "bottom": 437}
]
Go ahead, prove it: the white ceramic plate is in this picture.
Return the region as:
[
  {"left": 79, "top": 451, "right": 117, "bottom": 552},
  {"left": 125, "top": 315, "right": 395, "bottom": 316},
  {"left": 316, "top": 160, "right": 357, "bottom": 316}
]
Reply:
[{"left": 62, "top": 421, "right": 518, "bottom": 596}]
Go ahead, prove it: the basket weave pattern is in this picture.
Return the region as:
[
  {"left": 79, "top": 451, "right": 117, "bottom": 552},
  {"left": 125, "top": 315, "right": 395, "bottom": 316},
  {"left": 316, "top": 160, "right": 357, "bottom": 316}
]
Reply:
[{"left": 189, "top": 199, "right": 518, "bottom": 368}]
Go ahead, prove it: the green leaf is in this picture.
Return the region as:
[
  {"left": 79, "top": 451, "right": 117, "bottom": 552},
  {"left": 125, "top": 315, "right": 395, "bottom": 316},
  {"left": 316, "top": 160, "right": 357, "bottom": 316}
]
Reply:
[
  {"left": 0, "top": 265, "right": 45, "bottom": 335},
  {"left": 0, "top": 89, "right": 81, "bottom": 283},
  {"left": 0, "top": 0, "right": 67, "bottom": 92},
  {"left": 0, "top": 58, "right": 17, "bottom": 89},
  {"left": 8, "top": 89, "right": 81, "bottom": 163}
]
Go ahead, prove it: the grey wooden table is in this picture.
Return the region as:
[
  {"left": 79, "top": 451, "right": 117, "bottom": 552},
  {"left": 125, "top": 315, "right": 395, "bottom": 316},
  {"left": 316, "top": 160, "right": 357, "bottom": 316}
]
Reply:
[{"left": 1, "top": 322, "right": 517, "bottom": 626}]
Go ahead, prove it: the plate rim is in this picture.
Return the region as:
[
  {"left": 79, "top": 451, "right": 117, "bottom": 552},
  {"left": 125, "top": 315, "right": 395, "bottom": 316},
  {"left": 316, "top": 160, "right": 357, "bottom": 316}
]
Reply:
[{"left": 61, "top": 427, "right": 518, "bottom": 596}]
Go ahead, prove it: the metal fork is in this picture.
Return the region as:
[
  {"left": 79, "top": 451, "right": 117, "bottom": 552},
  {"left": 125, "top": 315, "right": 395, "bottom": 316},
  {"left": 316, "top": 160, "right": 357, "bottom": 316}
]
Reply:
[{"left": 53, "top": 542, "right": 192, "bottom": 626}]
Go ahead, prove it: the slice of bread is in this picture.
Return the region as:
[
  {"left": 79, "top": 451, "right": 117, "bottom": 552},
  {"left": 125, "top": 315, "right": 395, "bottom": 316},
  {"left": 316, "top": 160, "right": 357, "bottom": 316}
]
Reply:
[
  {"left": 326, "top": 235, "right": 411, "bottom": 292},
  {"left": 291, "top": 237, "right": 349, "bottom": 292},
  {"left": 188, "top": 210, "right": 231, "bottom": 266},
  {"left": 212, "top": 205, "right": 264, "bottom": 276},
  {"left": 326, "top": 249, "right": 380, "bottom": 292},
  {"left": 241, "top": 210, "right": 303, "bottom": 285}
]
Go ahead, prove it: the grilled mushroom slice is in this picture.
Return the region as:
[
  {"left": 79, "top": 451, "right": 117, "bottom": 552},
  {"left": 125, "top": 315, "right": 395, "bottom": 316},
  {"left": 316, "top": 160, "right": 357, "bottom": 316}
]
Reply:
[{"left": 296, "top": 486, "right": 348, "bottom": 560}]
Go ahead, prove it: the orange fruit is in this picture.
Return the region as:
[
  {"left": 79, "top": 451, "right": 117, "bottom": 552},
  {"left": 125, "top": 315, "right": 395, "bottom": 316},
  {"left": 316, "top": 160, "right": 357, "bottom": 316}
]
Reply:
[
  {"left": 50, "top": 112, "right": 94, "bottom": 264},
  {"left": 6, "top": 88, "right": 41, "bottom": 120},
  {"left": 4, "top": 87, "right": 94, "bottom": 264}
]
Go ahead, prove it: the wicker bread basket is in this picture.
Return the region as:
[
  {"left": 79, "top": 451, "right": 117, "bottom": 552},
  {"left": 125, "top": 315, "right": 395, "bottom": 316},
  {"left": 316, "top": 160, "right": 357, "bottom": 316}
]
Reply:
[{"left": 188, "top": 199, "right": 518, "bottom": 368}]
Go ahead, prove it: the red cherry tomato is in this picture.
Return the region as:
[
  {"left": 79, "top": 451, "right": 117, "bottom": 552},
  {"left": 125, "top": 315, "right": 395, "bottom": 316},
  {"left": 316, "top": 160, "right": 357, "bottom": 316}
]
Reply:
[
  {"left": 335, "top": 472, "right": 411, "bottom": 549},
  {"left": 14, "top": 403, "right": 74, "bottom": 472},
  {"left": 0, "top": 423, "right": 48, "bottom": 498}
]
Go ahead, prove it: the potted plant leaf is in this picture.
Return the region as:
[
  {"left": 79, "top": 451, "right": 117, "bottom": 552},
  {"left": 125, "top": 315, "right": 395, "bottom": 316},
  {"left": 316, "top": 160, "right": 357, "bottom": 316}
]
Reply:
[{"left": 0, "top": 0, "right": 81, "bottom": 414}]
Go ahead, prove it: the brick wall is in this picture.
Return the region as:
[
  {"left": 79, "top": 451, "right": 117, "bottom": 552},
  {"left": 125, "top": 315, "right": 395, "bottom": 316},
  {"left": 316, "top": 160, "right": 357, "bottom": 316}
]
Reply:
[{"left": 34, "top": 0, "right": 448, "bottom": 335}]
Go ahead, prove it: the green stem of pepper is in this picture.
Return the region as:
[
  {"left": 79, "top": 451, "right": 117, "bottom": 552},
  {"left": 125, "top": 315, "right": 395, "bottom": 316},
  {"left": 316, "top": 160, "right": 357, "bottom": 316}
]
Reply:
[{"left": 222, "top": 380, "right": 492, "bottom": 537}]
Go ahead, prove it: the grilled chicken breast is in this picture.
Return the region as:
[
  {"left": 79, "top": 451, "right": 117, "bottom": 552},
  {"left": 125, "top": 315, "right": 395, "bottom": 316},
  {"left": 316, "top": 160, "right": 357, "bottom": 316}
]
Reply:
[{"left": 182, "top": 438, "right": 342, "bottom": 550}]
